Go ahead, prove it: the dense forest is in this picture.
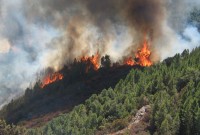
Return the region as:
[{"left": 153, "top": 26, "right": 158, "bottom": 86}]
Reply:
[
  {"left": 28, "top": 47, "right": 200, "bottom": 135},
  {"left": 1, "top": 46, "right": 200, "bottom": 135}
]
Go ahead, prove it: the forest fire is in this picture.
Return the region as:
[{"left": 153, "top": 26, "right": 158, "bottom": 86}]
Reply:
[
  {"left": 41, "top": 72, "right": 64, "bottom": 88},
  {"left": 124, "top": 57, "right": 135, "bottom": 66},
  {"left": 124, "top": 36, "right": 152, "bottom": 67},
  {"left": 81, "top": 52, "right": 100, "bottom": 71},
  {"left": 135, "top": 37, "right": 152, "bottom": 67},
  {"left": 41, "top": 40, "right": 152, "bottom": 88}
]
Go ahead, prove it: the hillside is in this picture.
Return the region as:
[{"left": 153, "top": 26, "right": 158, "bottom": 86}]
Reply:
[
  {"left": 1, "top": 1, "right": 200, "bottom": 135},
  {"left": 1, "top": 47, "right": 200, "bottom": 135},
  {"left": 0, "top": 60, "right": 135, "bottom": 127}
]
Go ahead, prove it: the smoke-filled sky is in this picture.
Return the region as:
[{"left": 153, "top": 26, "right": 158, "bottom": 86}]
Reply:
[{"left": 0, "top": 0, "right": 200, "bottom": 108}]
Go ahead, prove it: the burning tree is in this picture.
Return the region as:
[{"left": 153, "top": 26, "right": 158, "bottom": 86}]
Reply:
[
  {"left": 40, "top": 72, "right": 64, "bottom": 88},
  {"left": 124, "top": 35, "right": 152, "bottom": 67}
]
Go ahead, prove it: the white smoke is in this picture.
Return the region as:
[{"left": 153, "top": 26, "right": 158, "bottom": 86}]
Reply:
[
  {"left": 155, "top": 0, "right": 200, "bottom": 60},
  {"left": 0, "top": 38, "right": 10, "bottom": 53},
  {"left": 0, "top": 0, "right": 59, "bottom": 108}
]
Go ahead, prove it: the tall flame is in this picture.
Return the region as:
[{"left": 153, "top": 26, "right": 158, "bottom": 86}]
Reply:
[
  {"left": 135, "top": 37, "right": 152, "bottom": 67},
  {"left": 41, "top": 72, "right": 64, "bottom": 88},
  {"left": 124, "top": 35, "right": 152, "bottom": 67},
  {"left": 81, "top": 52, "right": 100, "bottom": 71}
]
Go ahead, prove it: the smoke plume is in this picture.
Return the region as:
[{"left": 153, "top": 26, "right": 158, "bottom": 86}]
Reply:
[{"left": 0, "top": 0, "right": 200, "bottom": 107}]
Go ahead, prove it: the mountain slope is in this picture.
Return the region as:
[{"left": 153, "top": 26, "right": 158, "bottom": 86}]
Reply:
[
  {"left": 26, "top": 48, "right": 200, "bottom": 135},
  {"left": 0, "top": 48, "right": 200, "bottom": 135},
  {"left": 0, "top": 64, "right": 134, "bottom": 127}
]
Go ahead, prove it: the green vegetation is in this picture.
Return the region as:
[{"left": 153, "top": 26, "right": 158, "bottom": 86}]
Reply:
[
  {"left": 0, "top": 120, "right": 27, "bottom": 135},
  {"left": 1, "top": 47, "right": 200, "bottom": 134},
  {"left": 1, "top": 47, "right": 200, "bottom": 135},
  {"left": 23, "top": 47, "right": 199, "bottom": 135},
  {"left": 1, "top": 5, "right": 200, "bottom": 135},
  {"left": 1, "top": 12, "right": 200, "bottom": 132}
]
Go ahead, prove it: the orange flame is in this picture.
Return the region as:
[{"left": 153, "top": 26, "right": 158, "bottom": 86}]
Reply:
[
  {"left": 135, "top": 37, "right": 152, "bottom": 67},
  {"left": 81, "top": 52, "right": 100, "bottom": 71},
  {"left": 41, "top": 72, "right": 64, "bottom": 88},
  {"left": 124, "top": 57, "right": 135, "bottom": 66},
  {"left": 124, "top": 35, "right": 152, "bottom": 67}
]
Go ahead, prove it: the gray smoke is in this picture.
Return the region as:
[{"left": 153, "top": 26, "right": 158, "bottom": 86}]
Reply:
[
  {"left": 0, "top": 0, "right": 58, "bottom": 108},
  {"left": 0, "top": 0, "right": 200, "bottom": 108}
]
